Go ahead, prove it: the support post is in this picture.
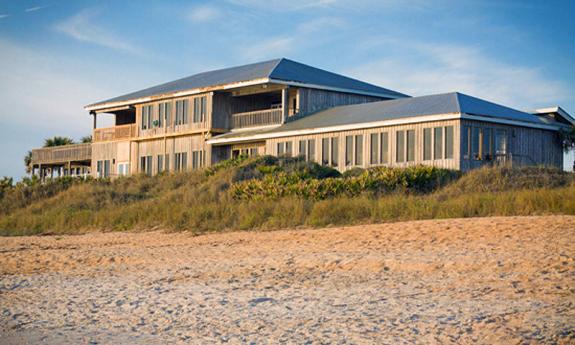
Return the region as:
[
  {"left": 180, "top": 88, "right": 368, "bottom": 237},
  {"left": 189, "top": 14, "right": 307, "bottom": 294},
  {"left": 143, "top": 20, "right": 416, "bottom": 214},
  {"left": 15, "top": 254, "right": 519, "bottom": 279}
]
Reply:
[
  {"left": 92, "top": 112, "right": 97, "bottom": 129},
  {"left": 281, "top": 87, "right": 289, "bottom": 123}
]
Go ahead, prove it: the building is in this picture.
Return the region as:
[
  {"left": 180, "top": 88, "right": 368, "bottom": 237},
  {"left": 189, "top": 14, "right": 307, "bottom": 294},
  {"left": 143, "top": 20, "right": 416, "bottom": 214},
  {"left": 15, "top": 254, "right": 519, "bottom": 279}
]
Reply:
[{"left": 29, "top": 58, "right": 574, "bottom": 178}]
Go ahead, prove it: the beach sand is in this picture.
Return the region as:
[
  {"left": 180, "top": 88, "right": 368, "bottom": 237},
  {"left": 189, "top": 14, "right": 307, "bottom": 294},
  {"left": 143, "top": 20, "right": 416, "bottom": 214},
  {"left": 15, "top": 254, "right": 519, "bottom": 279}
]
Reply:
[{"left": 1, "top": 216, "right": 574, "bottom": 344}]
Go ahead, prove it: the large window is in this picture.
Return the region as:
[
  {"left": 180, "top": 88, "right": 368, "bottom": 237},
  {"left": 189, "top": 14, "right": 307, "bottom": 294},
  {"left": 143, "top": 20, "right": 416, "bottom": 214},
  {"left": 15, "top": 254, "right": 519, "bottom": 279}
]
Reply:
[
  {"left": 158, "top": 102, "right": 171, "bottom": 127},
  {"left": 445, "top": 126, "right": 454, "bottom": 159},
  {"left": 175, "top": 152, "right": 188, "bottom": 171},
  {"left": 355, "top": 135, "right": 363, "bottom": 166},
  {"left": 482, "top": 128, "right": 492, "bottom": 160},
  {"left": 192, "top": 150, "right": 204, "bottom": 170},
  {"left": 396, "top": 131, "right": 405, "bottom": 163},
  {"left": 423, "top": 128, "right": 432, "bottom": 161},
  {"left": 322, "top": 138, "right": 330, "bottom": 165},
  {"left": 193, "top": 96, "right": 207, "bottom": 123},
  {"left": 495, "top": 129, "right": 507, "bottom": 155},
  {"left": 380, "top": 132, "right": 389, "bottom": 164},
  {"left": 434, "top": 127, "right": 443, "bottom": 160},
  {"left": 472, "top": 127, "right": 481, "bottom": 160},
  {"left": 406, "top": 130, "right": 415, "bottom": 162},
  {"left": 97, "top": 160, "right": 111, "bottom": 178},
  {"left": 462, "top": 126, "right": 471, "bottom": 159},
  {"left": 331, "top": 137, "right": 339, "bottom": 167},
  {"left": 299, "top": 140, "right": 306, "bottom": 158},
  {"left": 370, "top": 133, "right": 379, "bottom": 165},
  {"left": 140, "top": 155, "right": 152, "bottom": 176},
  {"left": 175, "top": 100, "right": 189, "bottom": 125},
  {"left": 141, "top": 105, "right": 153, "bottom": 130},
  {"left": 345, "top": 136, "right": 353, "bottom": 166},
  {"left": 277, "top": 141, "right": 292, "bottom": 156}
]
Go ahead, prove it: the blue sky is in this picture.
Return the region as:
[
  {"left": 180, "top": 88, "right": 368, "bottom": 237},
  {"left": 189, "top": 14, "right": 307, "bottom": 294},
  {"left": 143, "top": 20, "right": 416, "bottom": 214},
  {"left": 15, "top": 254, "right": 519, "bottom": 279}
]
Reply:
[{"left": 1, "top": 0, "right": 574, "bottom": 179}]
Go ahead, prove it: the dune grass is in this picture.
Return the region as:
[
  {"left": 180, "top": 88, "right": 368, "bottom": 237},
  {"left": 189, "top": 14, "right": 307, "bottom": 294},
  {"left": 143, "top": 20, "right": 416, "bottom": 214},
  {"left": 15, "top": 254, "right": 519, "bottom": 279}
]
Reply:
[{"left": 0, "top": 157, "right": 573, "bottom": 236}]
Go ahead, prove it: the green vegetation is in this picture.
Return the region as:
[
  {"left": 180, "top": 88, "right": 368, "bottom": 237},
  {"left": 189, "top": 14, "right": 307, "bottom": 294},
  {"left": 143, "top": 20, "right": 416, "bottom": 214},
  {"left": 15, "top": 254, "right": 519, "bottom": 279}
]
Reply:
[{"left": 0, "top": 156, "right": 573, "bottom": 236}]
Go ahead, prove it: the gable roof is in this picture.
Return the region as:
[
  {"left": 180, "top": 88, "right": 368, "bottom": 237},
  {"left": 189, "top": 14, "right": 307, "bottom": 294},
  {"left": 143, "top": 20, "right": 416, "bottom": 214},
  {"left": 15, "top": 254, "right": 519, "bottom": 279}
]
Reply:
[
  {"left": 208, "top": 92, "right": 559, "bottom": 144},
  {"left": 86, "top": 58, "right": 408, "bottom": 110}
]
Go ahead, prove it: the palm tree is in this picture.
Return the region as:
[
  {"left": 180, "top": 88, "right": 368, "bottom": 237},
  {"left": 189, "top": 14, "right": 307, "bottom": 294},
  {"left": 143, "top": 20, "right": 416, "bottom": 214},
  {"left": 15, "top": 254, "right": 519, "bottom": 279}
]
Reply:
[
  {"left": 24, "top": 150, "right": 32, "bottom": 174},
  {"left": 80, "top": 135, "right": 92, "bottom": 143},
  {"left": 43, "top": 136, "right": 75, "bottom": 147}
]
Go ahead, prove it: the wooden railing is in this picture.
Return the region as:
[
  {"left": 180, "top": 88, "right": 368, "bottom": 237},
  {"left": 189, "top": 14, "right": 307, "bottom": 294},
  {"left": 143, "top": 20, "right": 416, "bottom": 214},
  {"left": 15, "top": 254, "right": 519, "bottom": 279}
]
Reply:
[
  {"left": 232, "top": 108, "right": 283, "bottom": 129},
  {"left": 31, "top": 143, "right": 92, "bottom": 165},
  {"left": 93, "top": 123, "right": 137, "bottom": 142}
]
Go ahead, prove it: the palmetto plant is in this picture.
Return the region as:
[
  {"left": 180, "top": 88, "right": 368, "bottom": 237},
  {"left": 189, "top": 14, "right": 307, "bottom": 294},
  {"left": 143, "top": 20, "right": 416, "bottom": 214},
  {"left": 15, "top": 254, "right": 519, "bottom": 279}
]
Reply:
[
  {"left": 80, "top": 135, "right": 92, "bottom": 143},
  {"left": 24, "top": 150, "right": 32, "bottom": 174},
  {"left": 43, "top": 136, "right": 75, "bottom": 147}
]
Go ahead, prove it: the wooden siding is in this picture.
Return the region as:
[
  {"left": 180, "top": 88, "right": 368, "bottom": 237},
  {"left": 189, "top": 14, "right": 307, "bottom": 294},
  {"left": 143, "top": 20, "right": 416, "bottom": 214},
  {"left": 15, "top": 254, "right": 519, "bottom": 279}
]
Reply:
[
  {"left": 93, "top": 124, "right": 137, "bottom": 142},
  {"left": 296, "top": 88, "right": 385, "bottom": 119},
  {"left": 460, "top": 120, "right": 563, "bottom": 171},
  {"left": 265, "top": 119, "right": 461, "bottom": 172}
]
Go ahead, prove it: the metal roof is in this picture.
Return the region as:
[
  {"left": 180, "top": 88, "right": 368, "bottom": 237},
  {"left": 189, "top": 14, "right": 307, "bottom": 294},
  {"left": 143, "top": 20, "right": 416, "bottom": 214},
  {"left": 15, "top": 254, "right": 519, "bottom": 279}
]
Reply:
[
  {"left": 210, "top": 92, "right": 553, "bottom": 142},
  {"left": 87, "top": 58, "right": 408, "bottom": 109}
]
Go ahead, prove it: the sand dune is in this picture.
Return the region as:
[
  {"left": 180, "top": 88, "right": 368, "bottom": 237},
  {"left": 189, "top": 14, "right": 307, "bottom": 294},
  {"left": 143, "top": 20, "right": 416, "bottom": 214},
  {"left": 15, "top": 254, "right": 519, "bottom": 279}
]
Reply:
[{"left": 1, "top": 216, "right": 574, "bottom": 344}]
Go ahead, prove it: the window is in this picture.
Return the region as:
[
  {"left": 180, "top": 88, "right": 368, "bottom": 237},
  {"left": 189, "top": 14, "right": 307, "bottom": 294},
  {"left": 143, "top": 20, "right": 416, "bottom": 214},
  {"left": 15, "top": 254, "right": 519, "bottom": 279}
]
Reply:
[
  {"left": 117, "top": 163, "right": 129, "bottom": 176},
  {"left": 276, "top": 142, "right": 292, "bottom": 157},
  {"left": 423, "top": 128, "right": 432, "bottom": 161},
  {"left": 331, "top": 137, "right": 339, "bottom": 167},
  {"left": 396, "top": 131, "right": 405, "bottom": 163},
  {"left": 140, "top": 155, "right": 152, "bottom": 175},
  {"left": 175, "top": 152, "right": 187, "bottom": 171},
  {"left": 193, "top": 96, "right": 207, "bottom": 123},
  {"left": 322, "top": 138, "right": 330, "bottom": 165},
  {"left": 250, "top": 148, "right": 258, "bottom": 156},
  {"left": 380, "top": 132, "right": 389, "bottom": 164},
  {"left": 307, "top": 139, "right": 315, "bottom": 161},
  {"left": 345, "top": 135, "right": 353, "bottom": 166},
  {"left": 434, "top": 127, "right": 443, "bottom": 160},
  {"left": 165, "top": 154, "right": 170, "bottom": 172},
  {"left": 159, "top": 102, "right": 171, "bottom": 127},
  {"left": 97, "top": 161, "right": 102, "bottom": 177},
  {"left": 462, "top": 126, "right": 471, "bottom": 159},
  {"left": 445, "top": 126, "right": 454, "bottom": 159},
  {"left": 299, "top": 140, "right": 306, "bottom": 158},
  {"left": 472, "top": 127, "right": 481, "bottom": 160},
  {"left": 495, "top": 129, "right": 507, "bottom": 155},
  {"left": 141, "top": 105, "right": 153, "bottom": 130},
  {"left": 157, "top": 155, "right": 164, "bottom": 173},
  {"left": 370, "top": 133, "right": 379, "bottom": 165},
  {"left": 104, "top": 160, "right": 111, "bottom": 178},
  {"left": 192, "top": 150, "right": 204, "bottom": 170},
  {"left": 482, "top": 128, "right": 492, "bottom": 160},
  {"left": 355, "top": 135, "right": 363, "bottom": 166},
  {"left": 406, "top": 130, "right": 415, "bottom": 162},
  {"left": 175, "top": 100, "right": 189, "bottom": 125}
]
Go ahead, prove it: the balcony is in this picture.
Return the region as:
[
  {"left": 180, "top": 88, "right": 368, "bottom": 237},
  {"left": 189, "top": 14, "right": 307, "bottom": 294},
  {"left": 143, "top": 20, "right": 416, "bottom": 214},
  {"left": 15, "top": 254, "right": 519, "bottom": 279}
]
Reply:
[
  {"left": 31, "top": 143, "right": 92, "bottom": 165},
  {"left": 232, "top": 108, "right": 283, "bottom": 129},
  {"left": 93, "top": 123, "right": 137, "bottom": 142}
]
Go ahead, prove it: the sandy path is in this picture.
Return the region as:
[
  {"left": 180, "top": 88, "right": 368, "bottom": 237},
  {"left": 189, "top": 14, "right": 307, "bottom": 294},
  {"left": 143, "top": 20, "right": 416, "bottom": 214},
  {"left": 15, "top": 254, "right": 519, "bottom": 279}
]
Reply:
[{"left": 0, "top": 216, "right": 574, "bottom": 344}]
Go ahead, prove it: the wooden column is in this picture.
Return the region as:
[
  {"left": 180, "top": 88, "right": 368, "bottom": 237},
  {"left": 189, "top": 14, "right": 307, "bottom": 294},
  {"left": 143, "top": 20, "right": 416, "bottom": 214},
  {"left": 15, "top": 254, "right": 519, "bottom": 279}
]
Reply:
[
  {"left": 92, "top": 112, "right": 97, "bottom": 129},
  {"left": 281, "top": 87, "right": 289, "bottom": 123}
]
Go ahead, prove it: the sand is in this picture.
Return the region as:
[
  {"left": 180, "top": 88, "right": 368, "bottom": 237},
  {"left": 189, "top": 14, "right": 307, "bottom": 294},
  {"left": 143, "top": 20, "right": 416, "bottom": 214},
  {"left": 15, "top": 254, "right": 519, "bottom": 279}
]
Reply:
[{"left": 0, "top": 215, "right": 574, "bottom": 344}]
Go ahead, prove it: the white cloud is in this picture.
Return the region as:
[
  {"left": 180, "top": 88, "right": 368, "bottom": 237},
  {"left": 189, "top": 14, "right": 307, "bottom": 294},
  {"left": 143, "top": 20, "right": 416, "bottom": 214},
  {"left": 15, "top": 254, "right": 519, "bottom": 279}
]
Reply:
[
  {"left": 241, "top": 37, "right": 294, "bottom": 60},
  {"left": 188, "top": 5, "right": 220, "bottom": 23},
  {"left": 54, "top": 8, "right": 142, "bottom": 55},
  {"left": 0, "top": 14, "right": 9, "bottom": 19},
  {"left": 25, "top": 5, "right": 49, "bottom": 12},
  {"left": 347, "top": 42, "right": 568, "bottom": 111}
]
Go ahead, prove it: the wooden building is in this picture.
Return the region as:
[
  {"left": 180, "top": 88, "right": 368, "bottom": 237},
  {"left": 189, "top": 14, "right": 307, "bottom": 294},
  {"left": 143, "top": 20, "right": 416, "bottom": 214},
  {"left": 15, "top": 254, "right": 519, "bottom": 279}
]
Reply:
[{"left": 29, "top": 58, "right": 574, "bottom": 178}]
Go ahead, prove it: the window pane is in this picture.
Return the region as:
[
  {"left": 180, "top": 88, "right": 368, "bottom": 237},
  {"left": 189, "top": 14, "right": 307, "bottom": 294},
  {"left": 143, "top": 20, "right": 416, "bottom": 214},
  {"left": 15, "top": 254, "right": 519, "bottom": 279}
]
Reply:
[
  {"left": 286, "top": 141, "right": 293, "bottom": 156},
  {"left": 157, "top": 155, "right": 163, "bottom": 172},
  {"left": 434, "top": 127, "right": 443, "bottom": 160},
  {"left": 182, "top": 152, "right": 187, "bottom": 170},
  {"left": 370, "top": 133, "right": 379, "bottom": 164},
  {"left": 423, "top": 128, "right": 432, "bottom": 161},
  {"left": 396, "top": 131, "right": 405, "bottom": 163},
  {"left": 445, "top": 126, "right": 454, "bottom": 159},
  {"left": 299, "top": 140, "right": 306, "bottom": 158},
  {"left": 462, "top": 126, "right": 470, "bottom": 159},
  {"left": 355, "top": 135, "right": 363, "bottom": 166},
  {"left": 322, "top": 138, "right": 329, "bottom": 165},
  {"left": 472, "top": 127, "right": 481, "bottom": 160},
  {"left": 406, "top": 130, "right": 415, "bottom": 162},
  {"left": 277, "top": 143, "right": 284, "bottom": 155},
  {"left": 495, "top": 129, "right": 507, "bottom": 155},
  {"left": 331, "top": 137, "right": 339, "bottom": 167},
  {"left": 380, "top": 132, "right": 388, "bottom": 164},
  {"left": 165, "top": 154, "right": 170, "bottom": 171},
  {"left": 308, "top": 139, "right": 315, "bottom": 161},
  {"left": 482, "top": 128, "right": 492, "bottom": 160},
  {"left": 345, "top": 136, "right": 353, "bottom": 166}
]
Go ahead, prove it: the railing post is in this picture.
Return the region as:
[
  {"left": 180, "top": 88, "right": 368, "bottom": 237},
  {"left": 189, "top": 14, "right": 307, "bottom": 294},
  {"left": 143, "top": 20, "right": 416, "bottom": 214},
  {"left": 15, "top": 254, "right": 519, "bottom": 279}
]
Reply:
[{"left": 282, "top": 88, "right": 289, "bottom": 123}]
